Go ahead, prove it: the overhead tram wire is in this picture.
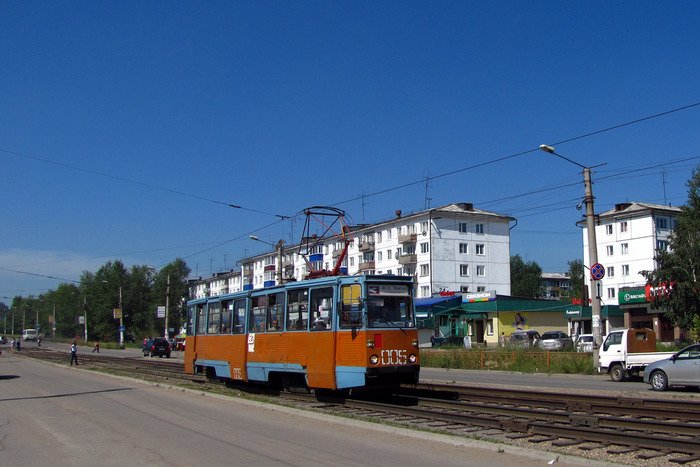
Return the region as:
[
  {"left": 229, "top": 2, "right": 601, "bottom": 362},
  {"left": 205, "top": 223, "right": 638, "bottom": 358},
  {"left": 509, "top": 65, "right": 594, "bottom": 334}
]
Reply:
[
  {"left": 0, "top": 148, "right": 290, "bottom": 220},
  {"left": 329, "top": 101, "right": 700, "bottom": 209}
]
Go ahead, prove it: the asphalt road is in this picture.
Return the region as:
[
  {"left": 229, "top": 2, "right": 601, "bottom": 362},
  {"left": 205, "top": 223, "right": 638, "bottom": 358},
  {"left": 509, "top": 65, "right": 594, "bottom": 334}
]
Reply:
[{"left": 0, "top": 353, "right": 602, "bottom": 467}]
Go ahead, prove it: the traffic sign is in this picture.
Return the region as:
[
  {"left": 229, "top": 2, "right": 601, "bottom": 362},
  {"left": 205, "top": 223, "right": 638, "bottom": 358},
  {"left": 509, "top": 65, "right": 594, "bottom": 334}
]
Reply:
[
  {"left": 119, "top": 325, "right": 126, "bottom": 332},
  {"left": 590, "top": 263, "right": 605, "bottom": 280}
]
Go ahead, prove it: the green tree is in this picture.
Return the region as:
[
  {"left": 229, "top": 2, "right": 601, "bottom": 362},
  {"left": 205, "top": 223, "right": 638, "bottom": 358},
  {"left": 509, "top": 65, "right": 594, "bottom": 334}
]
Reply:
[
  {"left": 510, "top": 255, "right": 543, "bottom": 298},
  {"left": 560, "top": 259, "right": 585, "bottom": 302},
  {"left": 643, "top": 166, "right": 700, "bottom": 335}
]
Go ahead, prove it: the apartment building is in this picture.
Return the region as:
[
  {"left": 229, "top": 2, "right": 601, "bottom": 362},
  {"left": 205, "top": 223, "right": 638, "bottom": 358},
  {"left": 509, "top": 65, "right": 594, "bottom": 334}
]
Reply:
[
  {"left": 582, "top": 201, "right": 681, "bottom": 340},
  {"left": 190, "top": 202, "right": 513, "bottom": 300}
]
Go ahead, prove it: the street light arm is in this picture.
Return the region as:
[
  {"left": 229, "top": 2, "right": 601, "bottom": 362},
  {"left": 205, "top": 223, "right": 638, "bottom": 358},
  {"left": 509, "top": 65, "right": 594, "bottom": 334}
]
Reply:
[{"left": 539, "top": 144, "right": 587, "bottom": 169}]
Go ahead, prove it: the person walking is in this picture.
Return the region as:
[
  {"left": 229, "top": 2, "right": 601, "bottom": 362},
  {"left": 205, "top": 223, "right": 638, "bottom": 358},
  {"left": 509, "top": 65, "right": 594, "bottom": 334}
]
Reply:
[
  {"left": 92, "top": 340, "right": 100, "bottom": 353},
  {"left": 70, "top": 340, "right": 79, "bottom": 366}
]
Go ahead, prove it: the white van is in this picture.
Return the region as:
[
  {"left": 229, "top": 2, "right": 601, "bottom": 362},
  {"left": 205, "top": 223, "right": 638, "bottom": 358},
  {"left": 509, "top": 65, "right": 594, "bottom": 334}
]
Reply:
[{"left": 22, "top": 329, "right": 38, "bottom": 341}]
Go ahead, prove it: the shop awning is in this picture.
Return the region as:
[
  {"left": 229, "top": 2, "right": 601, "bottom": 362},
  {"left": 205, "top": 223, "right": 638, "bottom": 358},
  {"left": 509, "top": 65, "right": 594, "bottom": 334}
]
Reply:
[{"left": 463, "top": 312, "right": 487, "bottom": 320}]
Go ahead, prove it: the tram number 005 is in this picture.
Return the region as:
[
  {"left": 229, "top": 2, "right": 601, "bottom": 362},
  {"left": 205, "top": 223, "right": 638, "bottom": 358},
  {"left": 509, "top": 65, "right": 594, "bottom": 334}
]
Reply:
[{"left": 380, "top": 349, "right": 407, "bottom": 365}]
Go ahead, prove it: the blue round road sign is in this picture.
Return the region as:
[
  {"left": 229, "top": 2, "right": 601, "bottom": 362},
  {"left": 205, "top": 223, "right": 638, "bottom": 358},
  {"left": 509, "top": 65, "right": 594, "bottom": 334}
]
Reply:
[
  {"left": 590, "top": 262, "right": 605, "bottom": 280},
  {"left": 119, "top": 325, "right": 126, "bottom": 332}
]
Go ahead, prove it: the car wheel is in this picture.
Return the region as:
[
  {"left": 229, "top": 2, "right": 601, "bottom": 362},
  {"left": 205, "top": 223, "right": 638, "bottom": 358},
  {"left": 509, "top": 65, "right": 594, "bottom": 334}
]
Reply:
[
  {"left": 610, "top": 364, "right": 627, "bottom": 382},
  {"left": 650, "top": 370, "right": 669, "bottom": 391}
]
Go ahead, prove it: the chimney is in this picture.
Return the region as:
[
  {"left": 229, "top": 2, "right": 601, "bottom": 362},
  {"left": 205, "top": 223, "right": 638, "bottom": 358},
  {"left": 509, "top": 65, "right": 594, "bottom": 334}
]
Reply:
[
  {"left": 395, "top": 209, "right": 402, "bottom": 218},
  {"left": 457, "top": 202, "right": 474, "bottom": 211},
  {"left": 614, "top": 203, "right": 632, "bottom": 212}
]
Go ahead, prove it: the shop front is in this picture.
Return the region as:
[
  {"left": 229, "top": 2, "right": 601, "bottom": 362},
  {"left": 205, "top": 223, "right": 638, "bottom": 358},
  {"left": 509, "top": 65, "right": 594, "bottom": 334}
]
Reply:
[{"left": 618, "top": 286, "right": 678, "bottom": 342}]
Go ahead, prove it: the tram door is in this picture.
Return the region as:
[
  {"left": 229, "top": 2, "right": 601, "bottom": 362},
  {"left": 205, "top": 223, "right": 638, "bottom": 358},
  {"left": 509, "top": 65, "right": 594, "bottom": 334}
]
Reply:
[{"left": 307, "top": 286, "right": 337, "bottom": 389}]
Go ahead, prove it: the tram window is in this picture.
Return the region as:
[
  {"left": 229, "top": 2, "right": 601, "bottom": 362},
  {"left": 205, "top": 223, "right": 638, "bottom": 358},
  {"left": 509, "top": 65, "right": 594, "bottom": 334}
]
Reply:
[
  {"left": 367, "top": 285, "right": 414, "bottom": 329},
  {"left": 208, "top": 302, "right": 222, "bottom": 334},
  {"left": 250, "top": 296, "right": 267, "bottom": 332},
  {"left": 233, "top": 298, "right": 246, "bottom": 334},
  {"left": 186, "top": 305, "right": 195, "bottom": 336},
  {"left": 267, "top": 292, "right": 285, "bottom": 331},
  {"left": 340, "top": 284, "right": 363, "bottom": 328},
  {"left": 196, "top": 304, "right": 207, "bottom": 335},
  {"left": 220, "top": 301, "right": 232, "bottom": 334},
  {"left": 286, "top": 289, "right": 309, "bottom": 331},
  {"left": 310, "top": 287, "right": 334, "bottom": 330}
]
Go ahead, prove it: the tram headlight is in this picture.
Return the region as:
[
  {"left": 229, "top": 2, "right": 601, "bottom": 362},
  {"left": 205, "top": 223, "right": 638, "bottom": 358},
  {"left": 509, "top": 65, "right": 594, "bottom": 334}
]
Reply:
[
  {"left": 366, "top": 339, "right": 375, "bottom": 349},
  {"left": 408, "top": 353, "right": 417, "bottom": 364},
  {"left": 370, "top": 355, "right": 379, "bottom": 365},
  {"left": 411, "top": 339, "right": 419, "bottom": 348}
]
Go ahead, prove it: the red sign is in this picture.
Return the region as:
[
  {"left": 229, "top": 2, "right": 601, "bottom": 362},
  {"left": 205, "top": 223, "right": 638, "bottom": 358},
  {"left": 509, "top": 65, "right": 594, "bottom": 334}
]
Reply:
[
  {"left": 645, "top": 282, "right": 674, "bottom": 301},
  {"left": 571, "top": 298, "right": 592, "bottom": 305},
  {"left": 439, "top": 291, "right": 456, "bottom": 297}
]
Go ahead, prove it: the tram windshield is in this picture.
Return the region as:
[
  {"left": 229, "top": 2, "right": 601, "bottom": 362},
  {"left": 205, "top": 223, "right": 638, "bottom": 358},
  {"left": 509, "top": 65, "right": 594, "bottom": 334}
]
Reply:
[{"left": 365, "top": 283, "right": 414, "bottom": 329}]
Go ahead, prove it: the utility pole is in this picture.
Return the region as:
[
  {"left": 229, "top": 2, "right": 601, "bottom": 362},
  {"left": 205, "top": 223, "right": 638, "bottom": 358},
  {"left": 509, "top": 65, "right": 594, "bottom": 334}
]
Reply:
[
  {"left": 52, "top": 303, "right": 56, "bottom": 338},
  {"left": 164, "top": 274, "right": 170, "bottom": 339},
  {"left": 119, "top": 286, "right": 123, "bottom": 348},
  {"left": 276, "top": 240, "right": 284, "bottom": 284},
  {"left": 83, "top": 297, "right": 88, "bottom": 343},
  {"left": 540, "top": 145, "right": 605, "bottom": 368}
]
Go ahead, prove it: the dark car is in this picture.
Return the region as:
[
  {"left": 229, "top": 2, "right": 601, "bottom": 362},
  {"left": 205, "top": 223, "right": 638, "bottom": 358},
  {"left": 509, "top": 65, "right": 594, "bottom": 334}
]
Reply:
[
  {"left": 143, "top": 337, "right": 171, "bottom": 358},
  {"left": 509, "top": 330, "right": 540, "bottom": 348}
]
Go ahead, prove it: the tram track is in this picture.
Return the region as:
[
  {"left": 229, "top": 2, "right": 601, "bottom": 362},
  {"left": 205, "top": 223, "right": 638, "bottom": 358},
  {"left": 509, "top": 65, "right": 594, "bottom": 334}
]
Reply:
[{"left": 17, "top": 347, "right": 700, "bottom": 465}]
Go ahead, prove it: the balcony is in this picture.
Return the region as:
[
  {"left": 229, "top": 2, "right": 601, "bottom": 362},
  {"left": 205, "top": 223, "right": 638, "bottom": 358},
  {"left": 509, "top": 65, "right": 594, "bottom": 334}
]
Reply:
[
  {"left": 358, "top": 261, "right": 376, "bottom": 270},
  {"left": 264, "top": 264, "right": 276, "bottom": 272},
  {"left": 398, "top": 254, "right": 417, "bottom": 265},
  {"left": 358, "top": 241, "right": 375, "bottom": 252},
  {"left": 398, "top": 233, "right": 417, "bottom": 244}
]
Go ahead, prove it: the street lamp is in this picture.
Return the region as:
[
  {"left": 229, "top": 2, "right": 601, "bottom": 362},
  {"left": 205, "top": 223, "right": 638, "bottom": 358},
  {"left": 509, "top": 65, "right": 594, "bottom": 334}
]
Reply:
[
  {"left": 250, "top": 235, "right": 285, "bottom": 284},
  {"left": 539, "top": 144, "right": 606, "bottom": 361}
]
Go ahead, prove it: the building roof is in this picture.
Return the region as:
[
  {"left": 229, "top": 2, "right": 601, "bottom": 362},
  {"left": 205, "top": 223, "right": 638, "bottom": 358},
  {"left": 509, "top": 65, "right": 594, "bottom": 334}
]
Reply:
[
  {"left": 541, "top": 272, "right": 569, "bottom": 280},
  {"left": 597, "top": 202, "right": 681, "bottom": 220}
]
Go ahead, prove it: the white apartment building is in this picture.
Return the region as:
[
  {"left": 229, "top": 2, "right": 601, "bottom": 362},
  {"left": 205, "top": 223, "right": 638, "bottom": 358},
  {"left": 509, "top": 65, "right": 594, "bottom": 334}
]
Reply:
[
  {"left": 190, "top": 202, "right": 513, "bottom": 300},
  {"left": 582, "top": 202, "right": 681, "bottom": 340}
]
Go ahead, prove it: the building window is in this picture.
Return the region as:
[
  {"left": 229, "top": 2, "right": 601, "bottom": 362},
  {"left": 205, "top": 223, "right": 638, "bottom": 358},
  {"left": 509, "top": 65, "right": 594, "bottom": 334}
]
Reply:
[
  {"left": 376, "top": 231, "right": 382, "bottom": 243},
  {"left": 420, "top": 286, "right": 430, "bottom": 297},
  {"left": 419, "top": 264, "right": 430, "bottom": 276},
  {"left": 605, "top": 224, "right": 613, "bottom": 235},
  {"left": 458, "top": 222, "right": 468, "bottom": 233},
  {"left": 386, "top": 229, "right": 392, "bottom": 239},
  {"left": 671, "top": 218, "right": 678, "bottom": 230},
  {"left": 622, "top": 264, "right": 629, "bottom": 276},
  {"left": 656, "top": 218, "right": 668, "bottom": 230},
  {"left": 476, "top": 265, "right": 485, "bottom": 276},
  {"left": 620, "top": 221, "right": 628, "bottom": 233},
  {"left": 387, "top": 249, "right": 392, "bottom": 260},
  {"left": 421, "top": 221, "right": 429, "bottom": 233},
  {"left": 657, "top": 240, "right": 669, "bottom": 251},
  {"left": 420, "top": 242, "right": 429, "bottom": 253},
  {"left": 460, "top": 264, "right": 469, "bottom": 277},
  {"left": 377, "top": 251, "right": 383, "bottom": 262},
  {"left": 607, "top": 287, "right": 616, "bottom": 299},
  {"left": 606, "top": 245, "right": 614, "bottom": 256},
  {"left": 607, "top": 266, "right": 615, "bottom": 278},
  {"left": 460, "top": 285, "right": 470, "bottom": 293},
  {"left": 459, "top": 243, "right": 469, "bottom": 254},
  {"left": 349, "top": 257, "right": 354, "bottom": 267},
  {"left": 621, "top": 243, "right": 629, "bottom": 255},
  {"left": 477, "top": 286, "right": 486, "bottom": 292},
  {"left": 475, "top": 223, "right": 484, "bottom": 234},
  {"left": 386, "top": 269, "right": 392, "bottom": 275},
  {"left": 486, "top": 319, "right": 494, "bottom": 336},
  {"left": 397, "top": 268, "right": 403, "bottom": 275},
  {"left": 476, "top": 244, "right": 485, "bottom": 255}
]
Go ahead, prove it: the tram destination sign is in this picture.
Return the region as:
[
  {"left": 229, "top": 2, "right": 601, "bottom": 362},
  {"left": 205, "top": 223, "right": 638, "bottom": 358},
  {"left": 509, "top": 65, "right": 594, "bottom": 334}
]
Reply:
[{"left": 368, "top": 284, "right": 409, "bottom": 296}]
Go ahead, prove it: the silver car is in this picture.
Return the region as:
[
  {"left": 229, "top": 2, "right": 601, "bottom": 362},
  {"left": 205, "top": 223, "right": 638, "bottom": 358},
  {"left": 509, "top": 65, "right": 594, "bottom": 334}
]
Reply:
[
  {"left": 575, "top": 334, "right": 594, "bottom": 353},
  {"left": 643, "top": 344, "right": 700, "bottom": 391},
  {"left": 538, "top": 331, "right": 573, "bottom": 351}
]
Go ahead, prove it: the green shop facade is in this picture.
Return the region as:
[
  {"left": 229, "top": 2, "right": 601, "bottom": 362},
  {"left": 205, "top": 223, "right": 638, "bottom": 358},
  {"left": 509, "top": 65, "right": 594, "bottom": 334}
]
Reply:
[{"left": 416, "top": 291, "right": 622, "bottom": 347}]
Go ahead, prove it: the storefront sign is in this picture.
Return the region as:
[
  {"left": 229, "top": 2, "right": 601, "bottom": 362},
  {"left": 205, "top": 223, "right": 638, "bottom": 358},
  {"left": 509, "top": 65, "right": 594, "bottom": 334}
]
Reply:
[
  {"left": 618, "top": 288, "right": 648, "bottom": 305},
  {"left": 462, "top": 290, "right": 496, "bottom": 303},
  {"left": 565, "top": 308, "right": 582, "bottom": 317}
]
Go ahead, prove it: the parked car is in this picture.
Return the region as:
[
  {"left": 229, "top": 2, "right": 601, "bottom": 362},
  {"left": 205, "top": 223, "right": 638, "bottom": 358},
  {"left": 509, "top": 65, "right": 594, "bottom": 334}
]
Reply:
[
  {"left": 643, "top": 344, "right": 700, "bottom": 391},
  {"left": 0, "top": 335, "right": 7, "bottom": 345},
  {"left": 509, "top": 330, "right": 540, "bottom": 348},
  {"left": 22, "top": 329, "right": 38, "bottom": 341},
  {"left": 575, "top": 334, "right": 594, "bottom": 353},
  {"left": 143, "top": 337, "right": 171, "bottom": 358},
  {"left": 538, "top": 331, "right": 574, "bottom": 351}
]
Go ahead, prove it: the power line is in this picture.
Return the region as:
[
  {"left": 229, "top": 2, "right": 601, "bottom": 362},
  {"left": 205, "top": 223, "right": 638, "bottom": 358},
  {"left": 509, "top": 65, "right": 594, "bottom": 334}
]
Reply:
[{"left": 0, "top": 147, "right": 290, "bottom": 219}]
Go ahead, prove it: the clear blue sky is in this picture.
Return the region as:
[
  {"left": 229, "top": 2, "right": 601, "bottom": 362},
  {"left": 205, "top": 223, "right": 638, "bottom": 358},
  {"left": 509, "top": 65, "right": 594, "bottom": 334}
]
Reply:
[{"left": 2, "top": 1, "right": 699, "bottom": 299}]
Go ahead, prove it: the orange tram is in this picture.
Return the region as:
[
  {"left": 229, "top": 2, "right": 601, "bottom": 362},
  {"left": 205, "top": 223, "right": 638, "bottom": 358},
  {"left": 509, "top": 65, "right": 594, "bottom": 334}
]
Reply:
[{"left": 183, "top": 274, "right": 420, "bottom": 391}]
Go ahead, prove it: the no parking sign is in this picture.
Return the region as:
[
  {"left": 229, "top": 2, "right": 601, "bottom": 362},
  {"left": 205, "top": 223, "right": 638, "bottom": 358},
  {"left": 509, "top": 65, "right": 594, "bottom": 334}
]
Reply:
[{"left": 590, "top": 263, "right": 605, "bottom": 280}]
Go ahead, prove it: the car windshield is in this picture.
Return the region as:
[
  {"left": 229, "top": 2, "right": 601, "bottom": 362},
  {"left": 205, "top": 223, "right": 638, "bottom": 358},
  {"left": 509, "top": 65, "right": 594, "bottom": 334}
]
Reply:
[
  {"left": 578, "top": 336, "right": 593, "bottom": 342},
  {"left": 366, "top": 284, "right": 414, "bottom": 329},
  {"left": 541, "top": 332, "right": 560, "bottom": 339}
]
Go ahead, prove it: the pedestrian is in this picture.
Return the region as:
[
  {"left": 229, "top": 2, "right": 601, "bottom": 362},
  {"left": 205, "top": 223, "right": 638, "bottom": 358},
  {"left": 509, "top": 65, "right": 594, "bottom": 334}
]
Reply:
[
  {"left": 37, "top": 336, "right": 42, "bottom": 347},
  {"left": 92, "top": 340, "right": 100, "bottom": 353},
  {"left": 70, "top": 340, "right": 79, "bottom": 366},
  {"left": 498, "top": 332, "right": 506, "bottom": 347}
]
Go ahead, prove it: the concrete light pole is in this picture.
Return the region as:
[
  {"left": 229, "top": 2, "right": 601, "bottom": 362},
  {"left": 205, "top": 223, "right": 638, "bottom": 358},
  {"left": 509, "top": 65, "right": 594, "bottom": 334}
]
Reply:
[
  {"left": 164, "top": 274, "right": 170, "bottom": 339},
  {"left": 540, "top": 145, "right": 606, "bottom": 367}
]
